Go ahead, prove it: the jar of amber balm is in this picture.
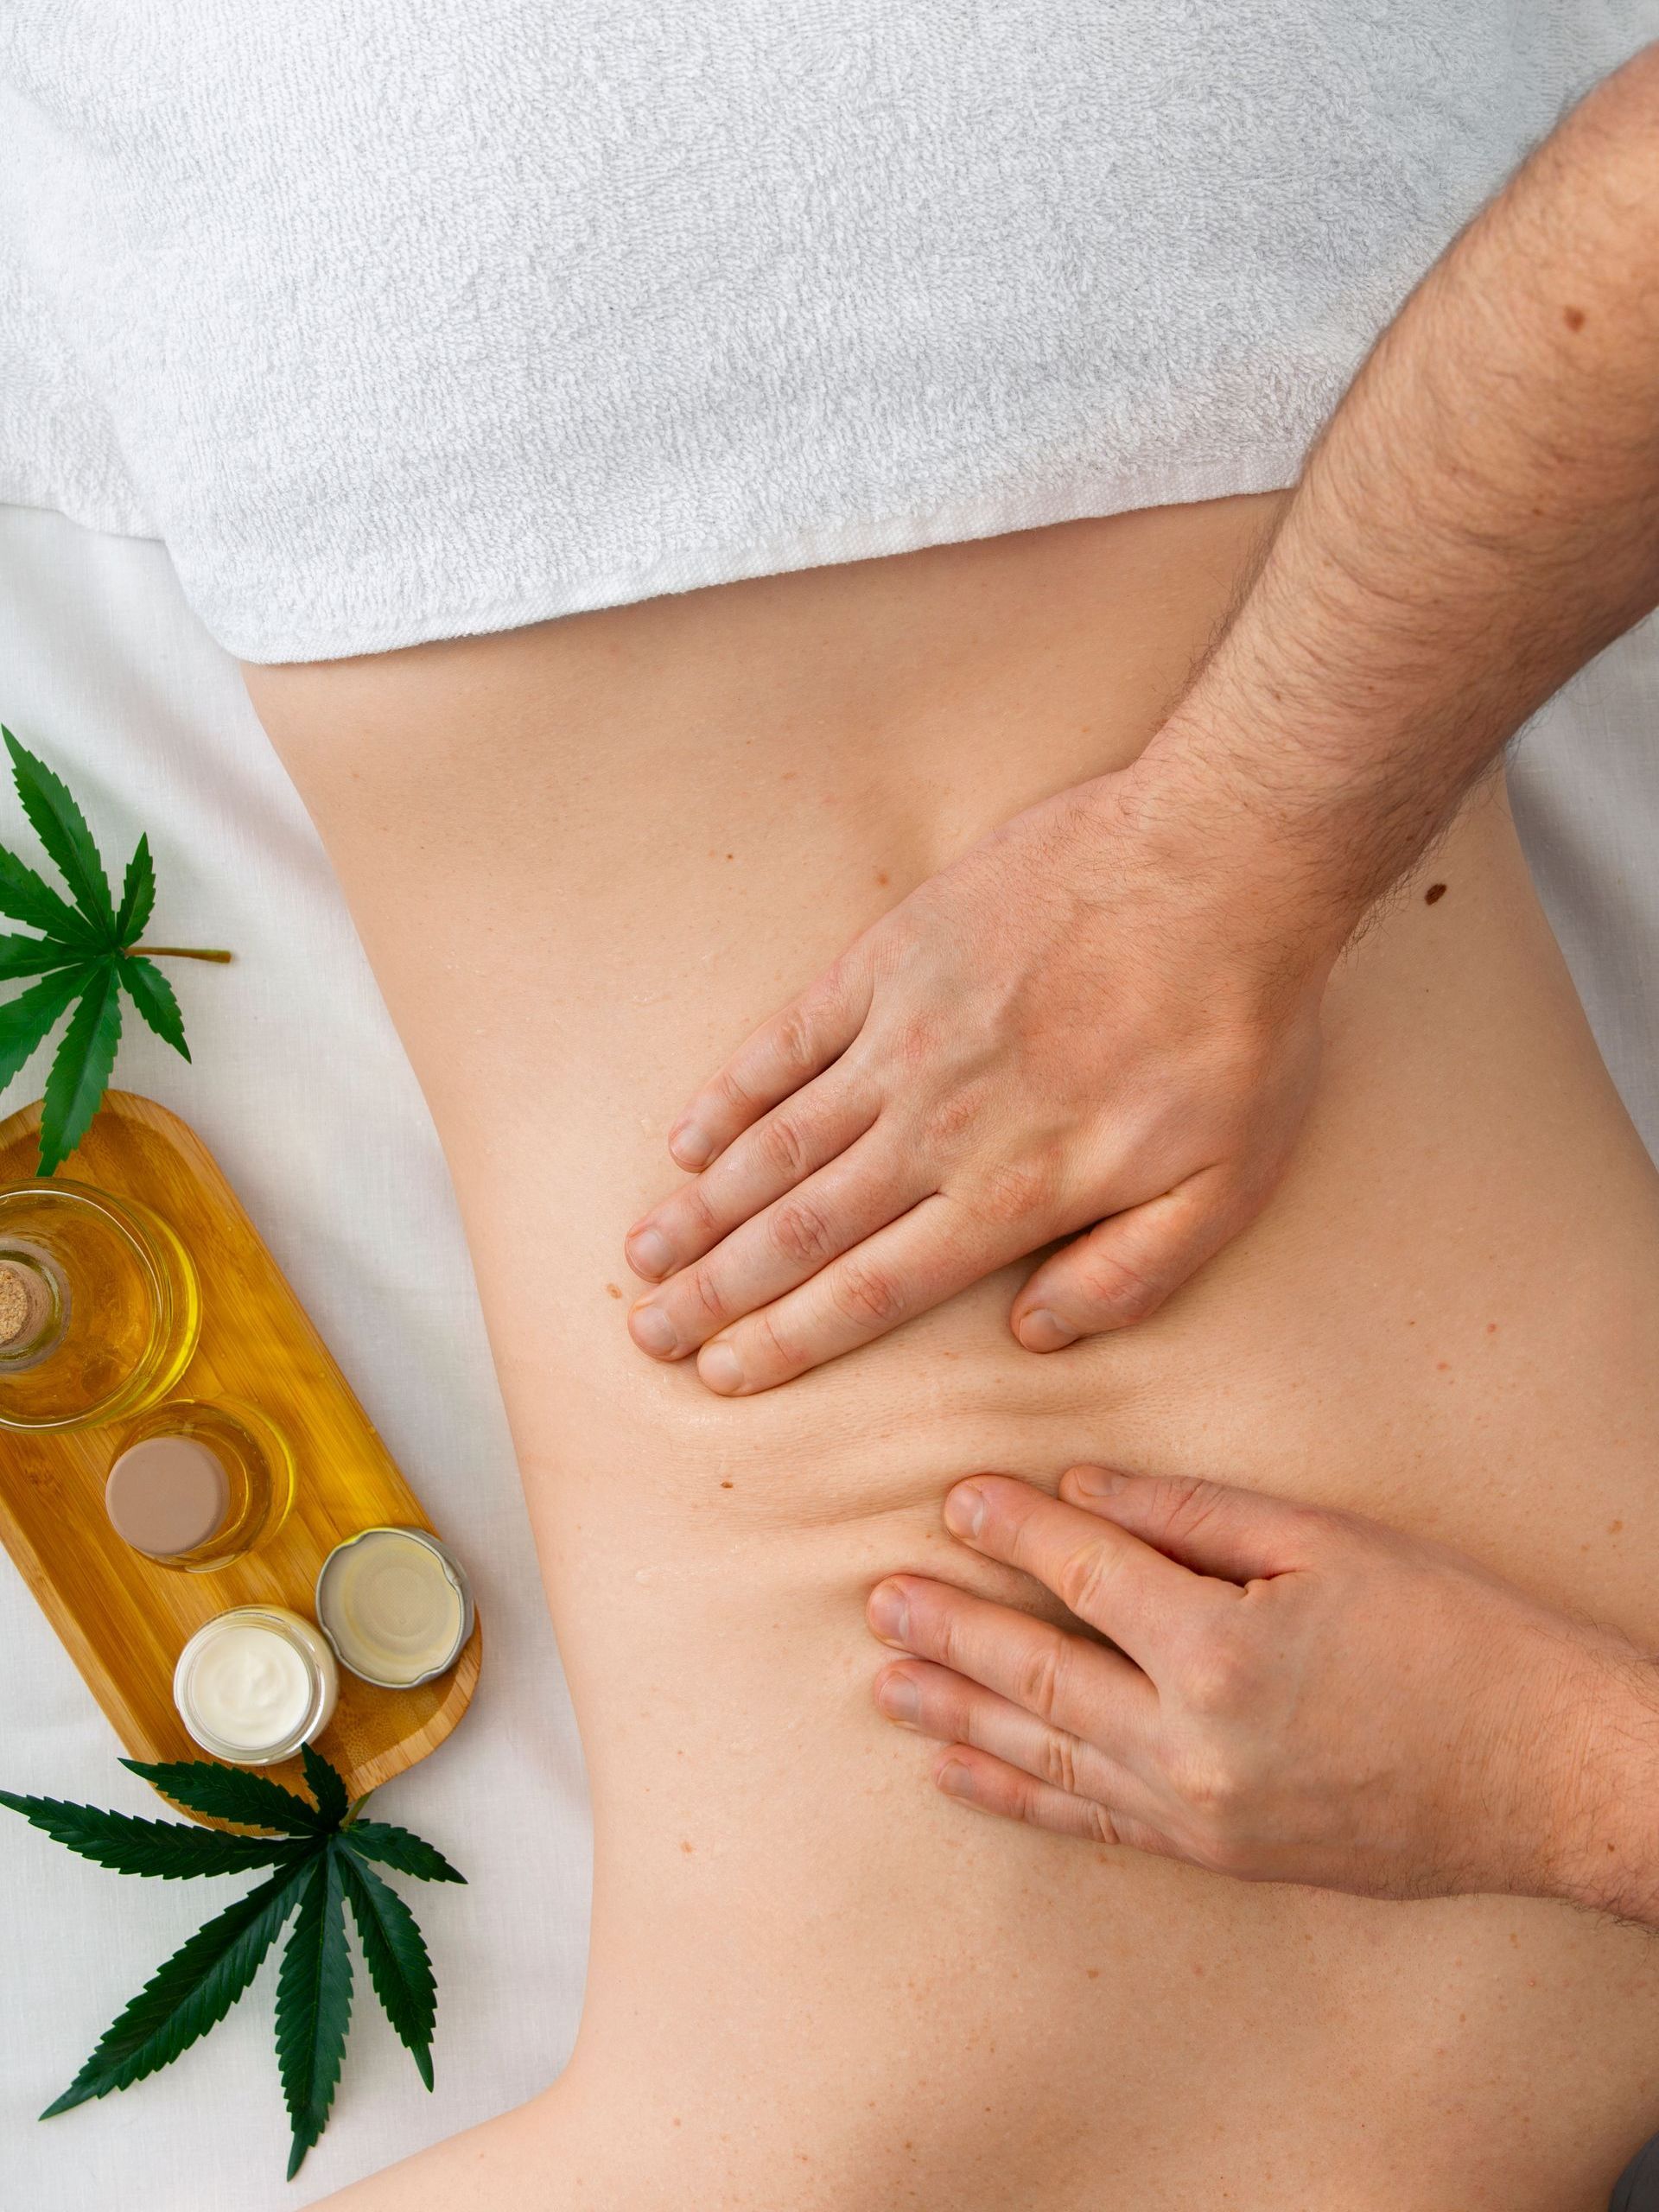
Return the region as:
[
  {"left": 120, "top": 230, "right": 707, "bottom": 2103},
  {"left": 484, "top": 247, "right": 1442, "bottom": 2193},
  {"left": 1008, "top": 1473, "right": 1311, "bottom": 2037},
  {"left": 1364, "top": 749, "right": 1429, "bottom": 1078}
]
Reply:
[
  {"left": 105, "top": 1401, "right": 294, "bottom": 1571},
  {"left": 315, "top": 1528, "right": 474, "bottom": 1688}
]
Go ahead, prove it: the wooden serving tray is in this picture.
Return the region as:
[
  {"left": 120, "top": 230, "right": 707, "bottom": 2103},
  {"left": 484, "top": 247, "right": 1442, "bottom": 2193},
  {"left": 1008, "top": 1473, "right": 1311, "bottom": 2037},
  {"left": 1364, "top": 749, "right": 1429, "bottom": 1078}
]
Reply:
[{"left": 0, "top": 1090, "right": 480, "bottom": 1817}]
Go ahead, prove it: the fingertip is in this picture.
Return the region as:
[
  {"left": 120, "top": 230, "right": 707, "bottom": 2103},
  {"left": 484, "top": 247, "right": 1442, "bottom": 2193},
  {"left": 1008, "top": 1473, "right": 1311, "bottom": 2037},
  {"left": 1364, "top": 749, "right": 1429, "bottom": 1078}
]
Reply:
[
  {"left": 941, "top": 1481, "right": 987, "bottom": 1541},
  {"left": 866, "top": 1577, "right": 912, "bottom": 1645},
  {"left": 667, "top": 1121, "right": 715, "bottom": 1172},
  {"left": 624, "top": 1225, "right": 674, "bottom": 1281},
  {"left": 696, "top": 1339, "right": 746, "bottom": 1395},
  {"left": 1059, "top": 1463, "right": 1129, "bottom": 1505},
  {"left": 873, "top": 1667, "right": 921, "bottom": 1725},
  {"left": 627, "top": 1303, "right": 680, "bottom": 1359},
  {"left": 1013, "top": 1306, "right": 1080, "bottom": 1353},
  {"left": 934, "top": 1753, "right": 977, "bottom": 1800}
]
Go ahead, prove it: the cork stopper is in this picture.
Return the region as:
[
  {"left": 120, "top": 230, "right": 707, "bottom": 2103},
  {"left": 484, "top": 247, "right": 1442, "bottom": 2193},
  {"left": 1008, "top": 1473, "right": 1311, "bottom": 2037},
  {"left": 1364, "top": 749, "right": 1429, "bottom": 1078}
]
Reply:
[{"left": 0, "top": 1259, "right": 53, "bottom": 1353}]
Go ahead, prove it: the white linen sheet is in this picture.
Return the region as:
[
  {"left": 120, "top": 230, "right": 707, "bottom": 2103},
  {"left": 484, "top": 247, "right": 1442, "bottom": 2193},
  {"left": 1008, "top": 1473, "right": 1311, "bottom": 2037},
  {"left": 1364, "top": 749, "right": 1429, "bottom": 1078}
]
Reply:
[
  {"left": 0, "top": 505, "right": 588, "bottom": 2209},
  {"left": 0, "top": 500, "right": 1656, "bottom": 2207}
]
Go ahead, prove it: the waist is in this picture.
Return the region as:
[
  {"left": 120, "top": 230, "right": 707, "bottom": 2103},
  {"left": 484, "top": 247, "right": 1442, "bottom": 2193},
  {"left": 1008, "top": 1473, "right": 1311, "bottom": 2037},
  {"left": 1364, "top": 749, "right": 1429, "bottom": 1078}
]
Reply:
[{"left": 245, "top": 500, "right": 1659, "bottom": 2206}]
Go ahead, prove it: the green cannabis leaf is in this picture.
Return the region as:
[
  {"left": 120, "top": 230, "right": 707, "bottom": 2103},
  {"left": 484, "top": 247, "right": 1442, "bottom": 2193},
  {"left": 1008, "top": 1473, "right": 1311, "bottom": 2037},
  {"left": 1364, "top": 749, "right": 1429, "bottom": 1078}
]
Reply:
[
  {"left": 0, "top": 728, "right": 230, "bottom": 1174},
  {"left": 0, "top": 1743, "right": 465, "bottom": 2179}
]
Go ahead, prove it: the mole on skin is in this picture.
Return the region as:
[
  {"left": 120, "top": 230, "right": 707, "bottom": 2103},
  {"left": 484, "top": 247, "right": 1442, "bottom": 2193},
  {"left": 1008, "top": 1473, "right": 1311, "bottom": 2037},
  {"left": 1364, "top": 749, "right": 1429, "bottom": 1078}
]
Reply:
[{"left": 1425, "top": 882, "right": 1448, "bottom": 905}]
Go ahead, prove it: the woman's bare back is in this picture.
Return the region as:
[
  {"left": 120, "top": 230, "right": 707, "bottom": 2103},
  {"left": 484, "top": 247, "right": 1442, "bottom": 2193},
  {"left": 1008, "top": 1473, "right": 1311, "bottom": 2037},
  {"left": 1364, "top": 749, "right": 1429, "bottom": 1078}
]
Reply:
[{"left": 247, "top": 493, "right": 1659, "bottom": 2209}]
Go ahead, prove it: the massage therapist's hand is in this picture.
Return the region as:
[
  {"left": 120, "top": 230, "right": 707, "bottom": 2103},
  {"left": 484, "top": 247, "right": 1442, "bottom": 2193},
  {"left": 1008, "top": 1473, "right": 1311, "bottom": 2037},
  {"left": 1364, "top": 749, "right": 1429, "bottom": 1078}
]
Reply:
[
  {"left": 868, "top": 1467, "right": 1659, "bottom": 1915},
  {"left": 624, "top": 766, "right": 1333, "bottom": 1395}
]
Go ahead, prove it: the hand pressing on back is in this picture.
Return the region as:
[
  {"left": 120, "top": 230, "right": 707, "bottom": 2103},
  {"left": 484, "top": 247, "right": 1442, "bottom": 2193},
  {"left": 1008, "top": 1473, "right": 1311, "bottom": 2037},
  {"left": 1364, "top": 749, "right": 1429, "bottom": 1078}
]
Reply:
[
  {"left": 867, "top": 1466, "right": 1659, "bottom": 1917},
  {"left": 623, "top": 761, "right": 1333, "bottom": 1395}
]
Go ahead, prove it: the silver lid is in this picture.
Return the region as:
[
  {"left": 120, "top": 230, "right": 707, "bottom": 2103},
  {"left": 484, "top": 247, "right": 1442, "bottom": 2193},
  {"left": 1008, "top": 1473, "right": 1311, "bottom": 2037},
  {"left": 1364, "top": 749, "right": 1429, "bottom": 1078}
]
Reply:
[{"left": 315, "top": 1526, "right": 474, "bottom": 1689}]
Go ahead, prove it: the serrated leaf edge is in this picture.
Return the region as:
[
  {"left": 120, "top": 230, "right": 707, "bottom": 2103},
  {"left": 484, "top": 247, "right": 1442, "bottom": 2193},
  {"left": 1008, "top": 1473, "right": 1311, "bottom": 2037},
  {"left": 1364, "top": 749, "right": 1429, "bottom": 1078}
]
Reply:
[
  {"left": 0, "top": 1789, "right": 313, "bottom": 1881},
  {"left": 343, "top": 1819, "right": 467, "bottom": 1885},
  {"left": 116, "top": 952, "right": 191, "bottom": 1061},
  {"left": 3, "top": 728, "right": 116, "bottom": 938},
  {"left": 37, "top": 962, "right": 121, "bottom": 1176},
  {"left": 115, "top": 833, "right": 156, "bottom": 944},
  {"left": 337, "top": 1848, "right": 436, "bottom": 2089},
  {"left": 120, "top": 1757, "right": 330, "bottom": 1836},
  {"left": 276, "top": 1847, "right": 354, "bottom": 2179}
]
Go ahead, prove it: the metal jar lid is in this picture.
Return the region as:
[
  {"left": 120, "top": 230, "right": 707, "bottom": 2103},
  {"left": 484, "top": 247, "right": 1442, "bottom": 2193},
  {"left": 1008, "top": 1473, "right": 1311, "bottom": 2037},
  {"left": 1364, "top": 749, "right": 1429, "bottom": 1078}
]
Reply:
[{"left": 315, "top": 1526, "right": 474, "bottom": 1689}]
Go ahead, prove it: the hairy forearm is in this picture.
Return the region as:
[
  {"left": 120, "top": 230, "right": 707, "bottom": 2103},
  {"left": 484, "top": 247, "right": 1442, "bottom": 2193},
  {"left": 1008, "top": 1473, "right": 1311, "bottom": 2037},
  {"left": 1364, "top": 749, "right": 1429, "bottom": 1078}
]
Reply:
[{"left": 1135, "top": 41, "right": 1659, "bottom": 957}]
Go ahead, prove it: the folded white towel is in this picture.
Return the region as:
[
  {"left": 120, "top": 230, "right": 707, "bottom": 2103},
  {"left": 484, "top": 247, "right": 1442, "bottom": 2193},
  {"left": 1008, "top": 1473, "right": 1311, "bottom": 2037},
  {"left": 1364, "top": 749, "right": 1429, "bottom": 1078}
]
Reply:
[{"left": 2, "top": 3, "right": 1653, "bottom": 664}]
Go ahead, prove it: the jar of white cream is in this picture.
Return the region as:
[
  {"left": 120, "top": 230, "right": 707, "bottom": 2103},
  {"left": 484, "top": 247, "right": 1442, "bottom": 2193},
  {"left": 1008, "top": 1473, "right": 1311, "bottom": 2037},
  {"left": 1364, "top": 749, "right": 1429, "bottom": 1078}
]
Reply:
[{"left": 172, "top": 1605, "right": 338, "bottom": 1764}]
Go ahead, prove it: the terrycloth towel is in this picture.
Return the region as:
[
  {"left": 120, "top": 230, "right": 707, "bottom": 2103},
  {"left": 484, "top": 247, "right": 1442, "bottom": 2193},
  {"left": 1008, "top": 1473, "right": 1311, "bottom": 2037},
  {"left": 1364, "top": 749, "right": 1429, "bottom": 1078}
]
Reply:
[{"left": 2, "top": 3, "right": 1655, "bottom": 664}]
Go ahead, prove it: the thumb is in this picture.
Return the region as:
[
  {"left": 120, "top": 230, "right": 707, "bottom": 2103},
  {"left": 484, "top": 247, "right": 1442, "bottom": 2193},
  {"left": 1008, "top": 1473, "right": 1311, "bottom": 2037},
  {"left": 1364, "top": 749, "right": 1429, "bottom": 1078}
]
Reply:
[
  {"left": 1056, "top": 1464, "right": 1321, "bottom": 1582},
  {"left": 1010, "top": 1169, "right": 1250, "bottom": 1351}
]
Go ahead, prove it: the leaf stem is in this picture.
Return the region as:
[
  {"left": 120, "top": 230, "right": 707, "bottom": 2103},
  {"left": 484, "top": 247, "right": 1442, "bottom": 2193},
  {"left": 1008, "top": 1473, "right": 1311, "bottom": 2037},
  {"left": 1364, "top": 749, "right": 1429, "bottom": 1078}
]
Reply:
[{"left": 130, "top": 945, "right": 233, "bottom": 963}]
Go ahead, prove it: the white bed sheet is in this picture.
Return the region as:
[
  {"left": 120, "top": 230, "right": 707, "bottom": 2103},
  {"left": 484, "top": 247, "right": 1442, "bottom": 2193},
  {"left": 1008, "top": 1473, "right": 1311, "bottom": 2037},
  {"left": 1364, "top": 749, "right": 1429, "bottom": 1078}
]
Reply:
[
  {"left": 0, "top": 505, "right": 588, "bottom": 2210},
  {"left": 1, "top": 502, "right": 1657, "bottom": 2209}
]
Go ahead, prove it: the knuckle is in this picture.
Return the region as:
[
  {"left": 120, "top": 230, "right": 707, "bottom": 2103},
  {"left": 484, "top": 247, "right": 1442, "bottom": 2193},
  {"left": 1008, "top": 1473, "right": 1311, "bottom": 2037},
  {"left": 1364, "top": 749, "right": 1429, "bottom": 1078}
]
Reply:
[
  {"left": 1077, "top": 1245, "right": 1166, "bottom": 1321},
  {"left": 972, "top": 1155, "right": 1057, "bottom": 1226},
  {"left": 677, "top": 1182, "right": 721, "bottom": 1243},
  {"left": 1054, "top": 1539, "right": 1120, "bottom": 1626},
  {"left": 830, "top": 1257, "right": 906, "bottom": 1329},
  {"left": 756, "top": 1113, "right": 810, "bottom": 1179},
  {"left": 684, "top": 1265, "right": 731, "bottom": 1328},
  {"left": 1155, "top": 1477, "right": 1233, "bottom": 1550},
  {"left": 922, "top": 1084, "right": 983, "bottom": 1147},
  {"left": 930, "top": 1606, "right": 968, "bottom": 1676},
  {"left": 1014, "top": 1631, "right": 1069, "bottom": 1725},
  {"left": 769, "top": 1195, "right": 837, "bottom": 1266},
  {"left": 1178, "top": 1624, "right": 1256, "bottom": 1718},
  {"left": 769, "top": 1007, "right": 818, "bottom": 1072},
  {"left": 1008, "top": 1774, "right": 1046, "bottom": 1828},
  {"left": 1039, "top": 1726, "right": 1082, "bottom": 1796},
  {"left": 891, "top": 1014, "right": 940, "bottom": 1075},
  {"left": 713, "top": 1066, "right": 755, "bottom": 1118},
  {"left": 749, "top": 1303, "right": 805, "bottom": 1376},
  {"left": 1170, "top": 1742, "right": 1249, "bottom": 1822},
  {"left": 1083, "top": 1799, "right": 1120, "bottom": 1847}
]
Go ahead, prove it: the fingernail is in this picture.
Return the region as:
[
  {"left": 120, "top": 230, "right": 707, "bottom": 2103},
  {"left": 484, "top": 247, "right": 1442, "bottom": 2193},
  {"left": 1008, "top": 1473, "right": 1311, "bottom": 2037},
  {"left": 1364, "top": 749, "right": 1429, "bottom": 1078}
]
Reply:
[
  {"left": 629, "top": 1305, "right": 678, "bottom": 1357},
  {"left": 626, "top": 1226, "right": 673, "bottom": 1280},
  {"left": 868, "top": 1581, "right": 911, "bottom": 1644},
  {"left": 670, "top": 1122, "right": 714, "bottom": 1170},
  {"left": 937, "top": 1760, "right": 976, "bottom": 1800},
  {"left": 944, "top": 1483, "right": 985, "bottom": 1540},
  {"left": 1064, "top": 1465, "right": 1122, "bottom": 1500},
  {"left": 699, "top": 1340, "right": 744, "bottom": 1394},
  {"left": 1017, "top": 1308, "right": 1077, "bottom": 1352},
  {"left": 876, "top": 1673, "right": 920, "bottom": 1725}
]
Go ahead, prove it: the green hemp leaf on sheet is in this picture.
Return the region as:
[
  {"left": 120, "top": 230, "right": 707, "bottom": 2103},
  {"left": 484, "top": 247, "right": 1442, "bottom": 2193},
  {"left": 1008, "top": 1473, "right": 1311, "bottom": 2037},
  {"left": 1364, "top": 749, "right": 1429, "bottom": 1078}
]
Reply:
[
  {"left": 0, "top": 1744, "right": 466, "bottom": 2179},
  {"left": 0, "top": 728, "right": 230, "bottom": 1175}
]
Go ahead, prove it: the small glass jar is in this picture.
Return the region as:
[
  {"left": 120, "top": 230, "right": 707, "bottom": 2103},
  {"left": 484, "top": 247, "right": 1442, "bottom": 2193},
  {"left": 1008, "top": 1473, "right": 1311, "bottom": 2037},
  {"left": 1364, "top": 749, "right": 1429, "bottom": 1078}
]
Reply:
[
  {"left": 106, "top": 1399, "right": 295, "bottom": 1571},
  {"left": 0, "top": 1180, "right": 200, "bottom": 1431},
  {"left": 173, "top": 1605, "right": 338, "bottom": 1765}
]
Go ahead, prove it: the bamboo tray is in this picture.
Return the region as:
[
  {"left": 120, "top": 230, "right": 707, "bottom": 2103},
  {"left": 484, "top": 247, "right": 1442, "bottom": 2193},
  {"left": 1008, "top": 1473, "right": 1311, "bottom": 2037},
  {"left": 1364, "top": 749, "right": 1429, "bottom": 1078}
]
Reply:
[{"left": 0, "top": 1090, "right": 480, "bottom": 1818}]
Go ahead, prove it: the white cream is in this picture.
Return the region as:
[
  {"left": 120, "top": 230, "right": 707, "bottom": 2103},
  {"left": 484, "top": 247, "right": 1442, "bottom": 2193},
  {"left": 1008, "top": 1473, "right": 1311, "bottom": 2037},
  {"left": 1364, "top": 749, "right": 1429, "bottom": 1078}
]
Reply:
[{"left": 173, "top": 1606, "right": 337, "bottom": 1764}]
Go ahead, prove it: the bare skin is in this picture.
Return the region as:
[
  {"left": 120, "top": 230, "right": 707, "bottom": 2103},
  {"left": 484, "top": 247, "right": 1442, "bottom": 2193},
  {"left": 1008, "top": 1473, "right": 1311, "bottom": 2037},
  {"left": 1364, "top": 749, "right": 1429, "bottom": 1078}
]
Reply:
[{"left": 247, "top": 493, "right": 1659, "bottom": 2210}]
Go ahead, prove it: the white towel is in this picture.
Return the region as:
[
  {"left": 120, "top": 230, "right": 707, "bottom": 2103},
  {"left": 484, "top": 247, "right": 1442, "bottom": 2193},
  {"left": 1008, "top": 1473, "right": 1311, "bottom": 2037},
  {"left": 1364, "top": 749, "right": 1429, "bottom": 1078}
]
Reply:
[{"left": 2, "top": 2, "right": 1655, "bottom": 664}]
